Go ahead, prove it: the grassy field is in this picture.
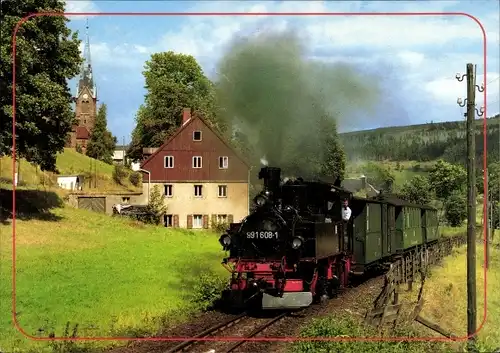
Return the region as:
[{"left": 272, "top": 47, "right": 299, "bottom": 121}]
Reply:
[
  {"left": 415, "top": 231, "right": 500, "bottom": 352},
  {"left": 0, "top": 202, "right": 227, "bottom": 353},
  {"left": 0, "top": 148, "right": 139, "bottom": 193}
]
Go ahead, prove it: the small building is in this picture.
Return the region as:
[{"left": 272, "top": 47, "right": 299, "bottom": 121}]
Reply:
[
  {"left": 342, "top": 175, "right": 380, "bottom": 197},
  {"left": 139, "top": 108, "right": 250, "bottom": 229},
  {"left": 113, "top": 146, "right": 141, "bottom": 171},
  {"left": 57, "top": 175, "right": 85, "bottom": 191}
]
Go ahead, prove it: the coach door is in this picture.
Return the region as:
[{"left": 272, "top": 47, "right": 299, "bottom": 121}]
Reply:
[{"left": 387, "top": 205, "right": 395, "bottom": 255}]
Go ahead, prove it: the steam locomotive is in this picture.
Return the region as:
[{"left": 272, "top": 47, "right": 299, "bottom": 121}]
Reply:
[{"left": 218, "top": 166, "right": 440, "bottom": 310}]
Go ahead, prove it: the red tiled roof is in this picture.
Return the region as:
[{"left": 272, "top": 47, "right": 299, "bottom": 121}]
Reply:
[{"left": 76, "top": 126, "right": 90, "bottom": 139}]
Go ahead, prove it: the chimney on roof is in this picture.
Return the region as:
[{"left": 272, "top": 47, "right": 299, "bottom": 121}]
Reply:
[{"left": 182, "top": 108, "right": 191, "bottom": 126}]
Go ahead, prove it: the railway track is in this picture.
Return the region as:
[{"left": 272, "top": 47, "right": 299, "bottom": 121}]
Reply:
[{"left": 164, "top": 311, "right": 289, "bottom": 353}]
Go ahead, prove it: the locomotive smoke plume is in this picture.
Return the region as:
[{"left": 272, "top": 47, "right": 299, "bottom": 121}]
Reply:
[{"left": 215, "top": 28, "right": 382, "bottom": 177}]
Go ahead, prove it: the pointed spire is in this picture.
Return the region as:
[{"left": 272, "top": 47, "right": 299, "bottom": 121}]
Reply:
[{"left": 77, "top": 17, "right": 96, "bottom": 98}]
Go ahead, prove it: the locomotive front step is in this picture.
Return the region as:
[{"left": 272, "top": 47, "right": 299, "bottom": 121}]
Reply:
[{"left": 261, "top": 292, "right": 313, "bottom": 310}]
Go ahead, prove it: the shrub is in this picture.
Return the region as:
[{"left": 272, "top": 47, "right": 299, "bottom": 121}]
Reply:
[
  {"left": 112, "top": 165, "right": 129, "bottom": 185},
  {"left": 399, "top": 175, "right": 432, "bottom": 205},
  {"left": 212, "top": 221, "right": 229, "bottom": 234},
  {"left": 146, "top": 185, "right": 167, "bottom": 225},
  {"left": 444, "top": 191, "right": 467, "bottom": 227},
  {"left": 129, "top": 171, "right": 142, "bottom": 187},
  {"left": 191, "top": 272, "right": 228, "bottom": 311}
]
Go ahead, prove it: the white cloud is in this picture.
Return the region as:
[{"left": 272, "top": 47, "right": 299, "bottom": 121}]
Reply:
[{"left": 65, "top": 1, "right": 99, "bottom": 21}]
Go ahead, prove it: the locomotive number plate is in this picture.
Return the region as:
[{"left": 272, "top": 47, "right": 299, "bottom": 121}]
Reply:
[{"left": 246, "top": 231, "right": 279, "bottom": 239}]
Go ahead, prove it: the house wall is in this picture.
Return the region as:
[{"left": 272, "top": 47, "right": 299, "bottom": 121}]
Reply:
[
  {"left": 141, "top": 118, "right": 248, "bottom": 182},
  {"left": 143, "top": 181, "right": 249, "bottom": 228}
]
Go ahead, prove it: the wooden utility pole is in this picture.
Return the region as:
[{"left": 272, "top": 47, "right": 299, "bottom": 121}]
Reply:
[{"left": 465, "top": 63, "right": 477, "bottom": 351}]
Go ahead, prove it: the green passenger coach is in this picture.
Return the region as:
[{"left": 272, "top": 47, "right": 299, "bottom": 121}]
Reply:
[{"left": 349, "top": 194, "right": 440, "bottom": 274}]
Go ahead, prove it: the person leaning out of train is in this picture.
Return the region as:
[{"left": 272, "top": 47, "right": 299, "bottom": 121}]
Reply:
[{"left": 341, "top": 199, "right": 352, "bottom": 222}]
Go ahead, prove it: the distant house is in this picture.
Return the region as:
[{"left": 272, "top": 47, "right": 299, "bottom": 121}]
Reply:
[
  {"left": 113, "top": 146, "right": 140, "bottom": 171},
  {"left": 57, "top": 175, "right": 84, "bottom": 191},
  {"left": 341, "top": 175, "right": 380, "bottom": 197},
  {"left": 139, "top": 108, "right": 250, "bottom": 229}
]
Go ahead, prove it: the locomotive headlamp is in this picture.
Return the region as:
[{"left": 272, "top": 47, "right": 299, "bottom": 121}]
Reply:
[
  {"left": 291, "top": 236, "right": 305, "bottom": 249},
  {"left": 219, "top": 234, "right": 232, "bottom": 248}
]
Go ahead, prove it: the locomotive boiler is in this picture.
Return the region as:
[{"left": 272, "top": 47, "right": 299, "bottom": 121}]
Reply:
[{"left": 218, "top": 166, "right": 353, "bottom": 310}]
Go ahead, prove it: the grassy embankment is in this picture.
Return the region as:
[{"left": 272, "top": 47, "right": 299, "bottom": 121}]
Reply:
[
  {"left": 0, "top": 149, "right": 225, "bottom": 353},
  {"left": 0, "top": 203, "right": 227, "bottom": 353},
  {"left": 0, "top": 148, "right": 140, "bottom": 193},
  {"left": 291, "top": 208, "right": 498, "bottom": 353}
]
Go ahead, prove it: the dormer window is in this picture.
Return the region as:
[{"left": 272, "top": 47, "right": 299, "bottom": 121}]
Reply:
[{"left": 193, "top": 131, "right": 202, "bottom": 141}]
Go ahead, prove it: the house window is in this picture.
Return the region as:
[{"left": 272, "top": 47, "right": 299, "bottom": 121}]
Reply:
[
  {"left": 194, "top": 184, "right": 203, "bottom": 197},
  {"left": 164, "top": 214, "right": 173, "bottom": 227},
  {"left": 217, "top": 214, "right": 227, "bottom": 223},
  {"left": 193, "top": 131, "right": 202, "bottom": 141},
  {"left": 164, "top": 184, "right": 173, "bottom": 197},
  {"left": 84, "top": 119, "right": 87, "bottom": 124},
  {"left": 218, "top": 185, "right": 227, "bottom": 197},
  {"left": 193, "top": 214, "right": 203, "bottom": 229},
  {"left": 219, "top": 156, "right": 228, "bottom": 169},
  {"left": 122, "top": 197, "right": 130, "bottom": 204},
  {"left": 164, "top": 156, "right": 174, "bottom": 168},
  {"left": 192, "top": 156, "right": 202, "bottom": 168}
]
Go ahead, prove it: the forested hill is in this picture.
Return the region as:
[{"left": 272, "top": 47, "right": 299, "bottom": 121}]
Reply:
[{"left": 340, "top": 114, "right": 500, "bottom": 166}]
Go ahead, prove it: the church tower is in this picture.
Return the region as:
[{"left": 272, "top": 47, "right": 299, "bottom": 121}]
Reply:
[{"left": 67, "top": 19, "right": 98, "bottom": 153}]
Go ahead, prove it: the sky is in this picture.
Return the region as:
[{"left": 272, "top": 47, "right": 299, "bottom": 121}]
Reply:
[{"left": 61, "top": 0, "right": 500, "bottom": 144}]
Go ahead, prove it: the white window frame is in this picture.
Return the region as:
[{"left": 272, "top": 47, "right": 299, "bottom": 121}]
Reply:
[
  {"left": 164, "top": 184, "right": 173, "bottom": 197},
  {"left": 218, "top": 185, "right": 227, "bottom": 198},
  {"left": 164, "top": 155, "right": 174, "bottom": 168},
  {"left": 164, "top": 214, "right": 173, "bottom": 227},
  {"left": 194, "top": 184, "right": 203, "bottom": 197},
  {"left": 193, "top": 130, "right": 202, "bottom": 141},
  {"left": 219, "top": 156, "right": 229, "bottom": 169},
  {"left": 192, "top": 156, "right": 202, "bottom": 168},
  {"left": 193, "top": 214, "right": 203, "bottom": 229}
]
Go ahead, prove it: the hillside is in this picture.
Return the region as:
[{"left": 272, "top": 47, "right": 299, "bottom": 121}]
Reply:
[
  {"left": 0, "top": 148, "right": 140, "bottom": 193},
  {"left": 340, "top": 114, "right": 500, "bottom": 166}
]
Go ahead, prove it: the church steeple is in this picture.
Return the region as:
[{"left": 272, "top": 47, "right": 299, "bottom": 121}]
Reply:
[{"left": 77, "top": 18, "right": 96, "bottom": 98}]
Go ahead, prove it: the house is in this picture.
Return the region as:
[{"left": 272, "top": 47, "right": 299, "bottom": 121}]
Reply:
[
  {"left": 341, "top": 175, "right": 380, "bottom": 197},
  {"left": 57, "top": 175, "right": 84, "bottom": 191},
  {"left": 113, "top": 146, "right": 141, "bottom": 171},
  {"left": 139, "top": 108, "right": 251, "bottom": 229}
]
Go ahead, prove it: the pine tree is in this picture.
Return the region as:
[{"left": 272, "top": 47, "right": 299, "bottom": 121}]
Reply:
[{"left": 86, "top": 104, "right": 116, "bottom": 164}]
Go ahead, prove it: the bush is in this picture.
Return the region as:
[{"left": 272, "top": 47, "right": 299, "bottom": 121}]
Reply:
[
  {"left": 212, "top": 221, "right": 229, "bottom": 234},
  {"left": 146, "top": 185, "right": 167, "bottom": 225},
  {"left": 191, "top": 272, "right": 228, "bottom": 311},
  {"left": 112, "top": 165, "right": 129, "bottom": 185},
  {"left": 129, "top": 171, "right": 142, "bottom": 187},
  {"left": 444, "top": 191, "right": 467, "bottom": 227},
  {"left": 399, "top": 175, "right": 432, "bottom": 205}
]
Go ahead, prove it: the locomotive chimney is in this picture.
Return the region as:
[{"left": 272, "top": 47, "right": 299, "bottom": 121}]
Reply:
[
  {"left": 182, "top": 108, "right": 191, "bottom": 126},
  {"left": 259, "top": 166, "right": 281, "bottom": 196}
]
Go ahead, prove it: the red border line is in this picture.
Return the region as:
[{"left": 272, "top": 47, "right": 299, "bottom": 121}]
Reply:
[{"left": 11, "top": 11, "right": 488, "bottom": 343}]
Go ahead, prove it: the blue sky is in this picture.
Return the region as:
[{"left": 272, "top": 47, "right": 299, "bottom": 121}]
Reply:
[{"left": 61, "top": 0, "right": 500, "bottom": 144}]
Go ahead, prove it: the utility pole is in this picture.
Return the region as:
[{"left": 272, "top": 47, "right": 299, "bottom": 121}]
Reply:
[{"left": 456, "top": 63, "right": 485, "bottom": 352}]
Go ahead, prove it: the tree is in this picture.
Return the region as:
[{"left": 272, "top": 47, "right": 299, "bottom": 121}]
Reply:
[
  {"left": 428, "top": 160, "right": 467, "bottom": 200},
  {"left": 86, "top": 104, "right": 116, "bottom": 164},
  {"left": 147, "top": 185, "right": 167, "bottom": 225},
  {"left": 319, "top": 116, "right": 346, "bottom": 182},
  {"left": 362, "top": 162, "right": 395, "bottom": 192},
  {"left": 0, "top": 0, "right": 82, "bottom": 171},
  {"left": 399, "top": 175, "right": 432, "bottom": 205},
  {"left": 444, "top": 190, "right": 467, "bottom": 227},
  {"left": 127, "top": 51, "right": 222, "bottom": 161}
]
